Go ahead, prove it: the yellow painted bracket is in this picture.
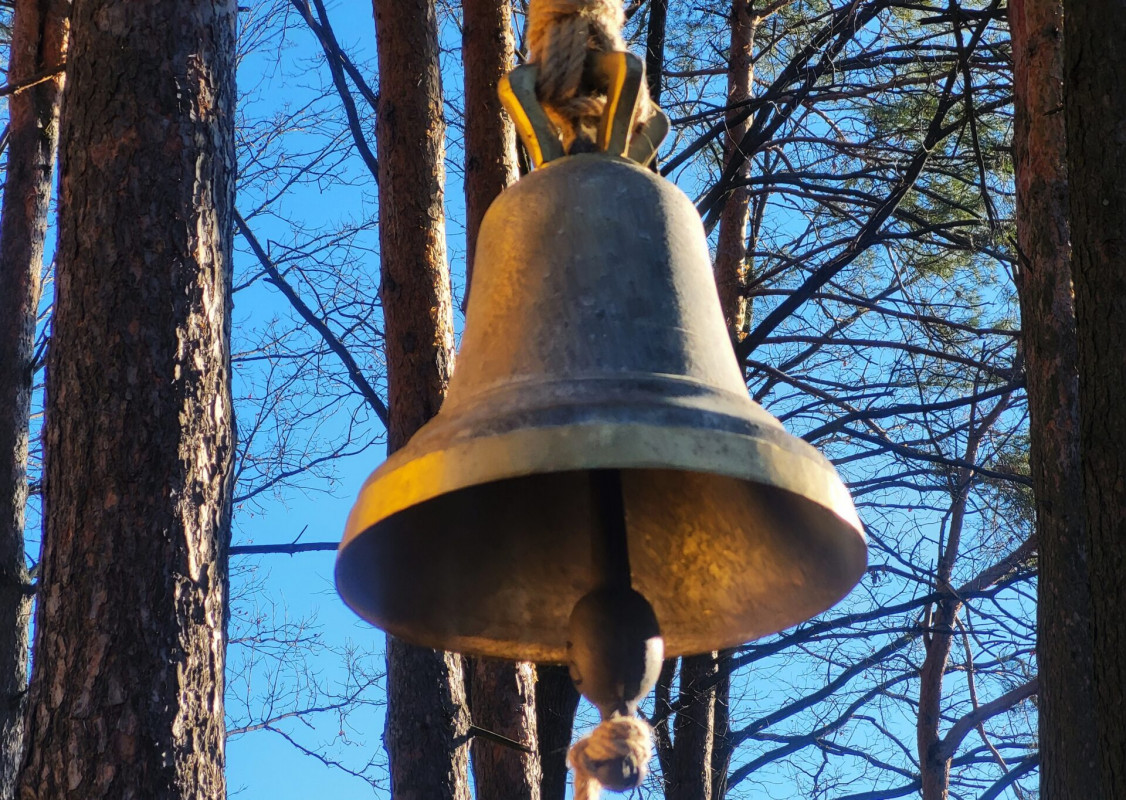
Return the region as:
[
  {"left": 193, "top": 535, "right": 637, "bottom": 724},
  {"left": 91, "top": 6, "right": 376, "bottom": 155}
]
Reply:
[
  {"left": 499, "top": 64, "right": 564, "bottom": 169},
  {"left": 498, "top": 52, "right": 669, "bottom": 168},
  {"left": 591, "top": 51, "right": 639, "bottom": 158}
]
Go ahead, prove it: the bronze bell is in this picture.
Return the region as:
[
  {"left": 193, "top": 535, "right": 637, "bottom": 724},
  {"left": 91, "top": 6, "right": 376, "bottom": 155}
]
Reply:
[{"left": 336, "top": 53, "right": 866, "bottom": 666}]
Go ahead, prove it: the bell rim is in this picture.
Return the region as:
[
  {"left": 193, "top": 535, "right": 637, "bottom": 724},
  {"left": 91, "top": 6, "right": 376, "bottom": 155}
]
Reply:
[{"left": 340, "top": 421, "right": 864, "bottom": 551}]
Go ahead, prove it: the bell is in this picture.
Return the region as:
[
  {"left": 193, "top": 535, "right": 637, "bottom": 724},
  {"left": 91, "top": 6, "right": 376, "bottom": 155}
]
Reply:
[{"left": 336, "top": 54, "right": 866, "bottom": 665}]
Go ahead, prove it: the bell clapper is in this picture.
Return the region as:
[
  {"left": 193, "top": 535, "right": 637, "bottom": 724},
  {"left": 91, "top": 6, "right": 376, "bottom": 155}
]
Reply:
[
  {"left": 569, "top": 470, "right": 664, "bottom": 720},
  {"left": 566, "top": 470, "right": 664, "bottom": 794}
]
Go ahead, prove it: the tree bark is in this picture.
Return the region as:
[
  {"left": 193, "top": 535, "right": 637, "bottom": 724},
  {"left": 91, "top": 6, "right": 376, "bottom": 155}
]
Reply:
[
  {"left": 0, "top": 0, "right": 67, "bottom": 793},
  {"left": 460, "top": 2, "right": 540, "bottom": 797},
  {"left": 714, "top": 0, "right": 757, "bottom": 338},
  {"left": 666, "top": 654, "right": 719, "bottom": 800},
  {"left": 468, "top": 660, "right": 540, "bottom": 800},
  {"left": 917, "top": 488, "right": 968, "bottom": 800},
  {"left": 644, "top": 0, "right": 668, "bottom": 106},
  {"left": 652, "top": 657, "right": 676, "bottom": 793},
  {"left": 535, "top": 664, "right": 579, "bottom": 800},
  {"left": 16, "top": 1, "right": 236, "bottom": 796},
  {"left": 373, "top": 0, "right": 470, "bottom": 797},
  {"left": 710, "top": 649, "right": 734, "bottom": 800},
  {"left": 1009, "top": 0, "right": 1098, "bottom": 797},
  {"left": 462, "top": 0, "right": 518, "bottom": 305},
  {"left": 1065, "top": 1, "right": 1126, "bottom": 794}
]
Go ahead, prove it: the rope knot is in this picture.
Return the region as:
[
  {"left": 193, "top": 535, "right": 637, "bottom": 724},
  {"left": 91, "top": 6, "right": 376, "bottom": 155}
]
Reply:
[
  {"left": 568, "top": 715, "right": 653, "bottom": 799},
  {"left": 527, "top": 0, "right": 652, "bottom": 151}
]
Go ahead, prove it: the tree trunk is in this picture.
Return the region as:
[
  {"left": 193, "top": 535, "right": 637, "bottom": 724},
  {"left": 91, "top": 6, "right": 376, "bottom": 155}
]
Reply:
[
  {"left": 462, "top": 0, "right": 518, "bottom": 305},
  {"left": 916, "top": 400, "right": 1007, "bottom": 800},
  {"left": 666, "top": 654, "right": 719, "bottom": 800},
  {"left": 710, "top": 649, "right": 734, "bottom": 800},
  {"left": 535, "top": 664, "right": 579, "bottom": 800},
  {"left": 1009, "top": 0, "right": 1098, "bottom": 797},
  {"left": 1065, "top": 1, "right": 1126, "bottom": 794},
  {"left": 644, "top": 0, "right": 668, "bottom": 106},
  {"left": 652, "top": 657, "right": 676, "bottom": 793},
  {"left": 918, "top": 595, "right": 958, "bottom": 800},
  {"left": 917, "top": 490, "right": 968, "bottom": 800},
  {"left": 714, "top": 0, "right": 757, "bottom": 338},
  {"left": 373, "top": 0, "right": 470, "bottom": 797},
  {"left": 469, "top": 660, "right": 540, "bottom": 800},
  {"left": 0, "top": 0, "right": 67, "bottom": 793},
  {"left": 16, "top": 1, "right": 237, "bottom": 796},
  {"left": 460, "top": 2, "right": 540, "bottom": 797}
]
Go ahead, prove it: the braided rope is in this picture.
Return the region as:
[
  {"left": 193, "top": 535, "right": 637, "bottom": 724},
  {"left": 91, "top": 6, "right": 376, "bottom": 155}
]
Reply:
[
  {"left": 526, "top": 0, "right": 652, "bottom": 150},
  {"left": 568, "top": 716, "right": 654, "bottom": 799}
]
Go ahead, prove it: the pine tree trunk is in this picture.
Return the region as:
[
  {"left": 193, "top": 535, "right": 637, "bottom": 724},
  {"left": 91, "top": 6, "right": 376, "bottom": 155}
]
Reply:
[
  {"left": 918, "top": 595, "right": 958, "bottom": 800},
  {"left": 666, "top": 654, "right": 718, "bottom": 800},
  {"left": 373, "top": 0, "right": 471, "bottom": 797},
  {"left": 0, "top": 0, "right": 68, "bottom": 792},
  {"left": 915, "top": 403, "right": 1006, "bottom": 800},
  {"left": 1065, "top": 1, "right": 1126, "bottom": 793},
  {"left": 714, "top": 0, "right": 757, "bottom": 338},
  {"left": 644, "top": 0, "right": 668, "bottom": 106},
  {"left": 462, "top": 0, "right": 518, "bottom": 304},
  {"left": 1009, "top": 0, "right": 1098, "bottom": 796},
  {"left": 710, "top": 649, "right": 733, "bottom": 800},
  {"left": 468, "top": 660, "right": 540, "bottom": 800},
  {"left": 16, "top": 1, "right": 236, "bottom": 796},
  {"left": 460, "top": 1, "right": 541, "bottom": 796},
  {"left": 535, "top": 664, "right": 579, "bottom": 800}
]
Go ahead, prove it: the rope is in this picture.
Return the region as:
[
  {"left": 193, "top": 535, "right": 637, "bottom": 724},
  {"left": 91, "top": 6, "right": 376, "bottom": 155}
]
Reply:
[
  {"left": 526, "top": 0, "right": 652, "bottom": 150},
  {"left": 568, "top": 715, "right": 654, "bottom": 799}
]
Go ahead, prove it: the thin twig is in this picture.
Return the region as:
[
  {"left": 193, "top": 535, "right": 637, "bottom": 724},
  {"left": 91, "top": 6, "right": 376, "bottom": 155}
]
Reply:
[{"left": 234, "top": 209, "right": 390, "bottom": 426}]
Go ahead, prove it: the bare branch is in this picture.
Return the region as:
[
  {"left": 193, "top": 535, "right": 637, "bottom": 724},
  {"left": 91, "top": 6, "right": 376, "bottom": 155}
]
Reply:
[
  {"left": 234, "top": 210, "right": 389, "bottom": 426},
  {"left": 933, "top": 678, "right": 1039, "bottom": 763}
]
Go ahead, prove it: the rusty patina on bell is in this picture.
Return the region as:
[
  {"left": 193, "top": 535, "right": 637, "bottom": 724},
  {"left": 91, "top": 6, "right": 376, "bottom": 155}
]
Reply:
[{"left": 336, "top": 55, "right": 866, "bottom": 663}]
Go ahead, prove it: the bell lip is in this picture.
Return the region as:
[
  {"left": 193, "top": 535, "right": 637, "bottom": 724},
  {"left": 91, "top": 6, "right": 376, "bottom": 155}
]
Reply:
[
  {"left": 339, "top": 421, "right": 864, "bottom": 552},
  {"left": 339, "top": 584, "right": 869, "bottom": 664},
  {"left": 336, "top": 467, "right": 869, "bottom": 661}
]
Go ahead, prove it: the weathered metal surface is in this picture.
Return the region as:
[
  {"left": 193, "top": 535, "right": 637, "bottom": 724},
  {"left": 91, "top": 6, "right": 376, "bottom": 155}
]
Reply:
[{"left": 336, "top": 153, "right": 867, "bottom": 662}]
